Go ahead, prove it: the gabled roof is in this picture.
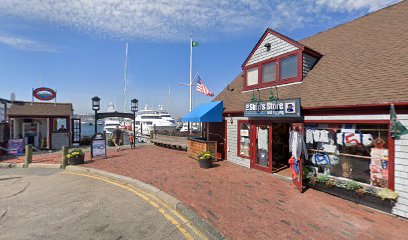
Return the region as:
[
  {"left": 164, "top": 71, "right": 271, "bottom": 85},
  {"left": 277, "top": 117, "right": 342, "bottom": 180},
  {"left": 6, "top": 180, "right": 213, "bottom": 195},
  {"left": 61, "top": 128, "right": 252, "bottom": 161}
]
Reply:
[
  {"left": 8, "top": 102, "right": 73, "bottom": 117},
  {"left": 216, "top": 1, "right": 408, "bottom": 112},
  {"left": 241, "top": 28, "right": 321, "bottom": 68}
]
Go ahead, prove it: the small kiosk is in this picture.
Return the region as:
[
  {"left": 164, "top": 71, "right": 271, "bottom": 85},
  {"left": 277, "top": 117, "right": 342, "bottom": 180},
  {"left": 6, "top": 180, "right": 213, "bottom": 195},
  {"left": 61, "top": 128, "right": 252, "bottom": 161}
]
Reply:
[{"left": 7, "top": 101, "right": 73, "bottom": 150}]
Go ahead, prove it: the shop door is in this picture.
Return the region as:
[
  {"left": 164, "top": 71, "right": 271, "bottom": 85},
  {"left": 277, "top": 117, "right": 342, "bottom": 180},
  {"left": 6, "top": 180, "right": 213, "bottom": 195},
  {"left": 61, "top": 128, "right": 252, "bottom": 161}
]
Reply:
[
  {"left": 251, "top": 125, "right": 272, "bottom": 173},
  {"left": 72, "top": 118, "right": 81, "bottom": 145}
]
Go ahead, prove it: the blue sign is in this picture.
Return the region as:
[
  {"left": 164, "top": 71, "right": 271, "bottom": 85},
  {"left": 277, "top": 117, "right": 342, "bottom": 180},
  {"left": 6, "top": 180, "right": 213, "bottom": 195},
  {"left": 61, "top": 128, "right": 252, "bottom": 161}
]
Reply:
[
  {"left": 8, "top": 139, "right": 24, "bottom": 156},
  {"left": 91, "top": 133, "right": 107, "bottom": 158},
  {"left": 244, "top": 98, "right": 301, "bottom": 118}
]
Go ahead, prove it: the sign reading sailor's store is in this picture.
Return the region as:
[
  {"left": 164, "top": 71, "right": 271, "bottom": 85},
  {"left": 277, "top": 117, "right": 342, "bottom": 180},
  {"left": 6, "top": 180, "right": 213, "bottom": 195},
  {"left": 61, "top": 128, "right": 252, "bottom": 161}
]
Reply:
[{"left": 244, "top": 98, "right": 301, "bottom": 117}]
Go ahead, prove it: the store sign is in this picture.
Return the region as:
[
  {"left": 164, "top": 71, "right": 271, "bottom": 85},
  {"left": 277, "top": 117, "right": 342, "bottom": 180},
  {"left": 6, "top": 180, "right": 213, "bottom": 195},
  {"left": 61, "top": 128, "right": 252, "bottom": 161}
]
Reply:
[
  {"left": 244, "top": 98, "right": 301, "bottom": 118},
  {"left": 33, "top": 87, "right": 56, "bottom": 101}
]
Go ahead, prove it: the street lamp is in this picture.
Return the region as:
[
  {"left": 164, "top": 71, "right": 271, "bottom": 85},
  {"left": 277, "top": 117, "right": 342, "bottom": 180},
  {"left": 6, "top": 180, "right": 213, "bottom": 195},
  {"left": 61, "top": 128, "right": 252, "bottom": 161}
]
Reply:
[
  {"left": 92, "top": 96, "right": 100, "bottom": 134},
  {"left": 131, "top": 99, "right": 138, "bottom": 143}
]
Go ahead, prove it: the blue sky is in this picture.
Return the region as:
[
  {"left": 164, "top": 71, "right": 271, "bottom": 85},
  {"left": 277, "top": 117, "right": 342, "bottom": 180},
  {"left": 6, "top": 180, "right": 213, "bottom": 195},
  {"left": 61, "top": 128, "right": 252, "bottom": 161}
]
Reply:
[{"left": 0, "top": 0, "right": 399, "bottom": 117}]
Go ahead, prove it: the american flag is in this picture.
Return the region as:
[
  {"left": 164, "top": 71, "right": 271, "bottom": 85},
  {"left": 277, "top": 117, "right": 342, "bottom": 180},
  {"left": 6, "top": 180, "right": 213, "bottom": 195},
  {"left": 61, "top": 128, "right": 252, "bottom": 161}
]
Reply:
[{"left": 196, "top": 76, "right": 214, "bottom": 97}]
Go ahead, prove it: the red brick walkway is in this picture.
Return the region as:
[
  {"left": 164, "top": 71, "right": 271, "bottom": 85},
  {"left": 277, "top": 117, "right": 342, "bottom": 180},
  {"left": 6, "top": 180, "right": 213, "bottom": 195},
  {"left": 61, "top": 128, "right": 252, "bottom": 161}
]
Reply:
[{"left": 3, "top": 145, "right": 408, "bottom": 239}]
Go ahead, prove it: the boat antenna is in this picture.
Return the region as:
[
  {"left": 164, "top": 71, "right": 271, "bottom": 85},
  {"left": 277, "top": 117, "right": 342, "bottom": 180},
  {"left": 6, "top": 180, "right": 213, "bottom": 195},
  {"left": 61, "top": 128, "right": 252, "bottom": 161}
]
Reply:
[{"left": 123, "top": 42, "right": 129, "bottom": 113}]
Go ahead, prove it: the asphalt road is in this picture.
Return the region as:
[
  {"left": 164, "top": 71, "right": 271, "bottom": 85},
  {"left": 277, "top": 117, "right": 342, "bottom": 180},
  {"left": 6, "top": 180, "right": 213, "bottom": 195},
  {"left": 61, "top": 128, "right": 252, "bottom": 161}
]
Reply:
[{"left": 0, "top": 168, "right": 201, "bottom": 240}]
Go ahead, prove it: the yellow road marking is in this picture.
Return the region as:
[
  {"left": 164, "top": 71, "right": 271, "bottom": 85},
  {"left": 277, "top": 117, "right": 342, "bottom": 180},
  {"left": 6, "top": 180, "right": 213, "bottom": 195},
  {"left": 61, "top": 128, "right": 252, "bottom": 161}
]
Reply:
[{"left": 61, "top": 172, "right": 195, "bottom": 240}]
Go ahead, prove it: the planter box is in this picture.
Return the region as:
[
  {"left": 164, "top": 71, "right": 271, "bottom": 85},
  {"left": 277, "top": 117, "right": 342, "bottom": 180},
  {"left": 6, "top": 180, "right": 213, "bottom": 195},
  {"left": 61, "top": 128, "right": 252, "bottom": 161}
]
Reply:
[
  {"left": 187, "top": 137, "right": 217, "bottom": 161},
  {"left": 68, "top": 155, "right": 85, "bottom": 165},
  {"left": 309, "top": 182, "right": 395, "bottom": 213}
]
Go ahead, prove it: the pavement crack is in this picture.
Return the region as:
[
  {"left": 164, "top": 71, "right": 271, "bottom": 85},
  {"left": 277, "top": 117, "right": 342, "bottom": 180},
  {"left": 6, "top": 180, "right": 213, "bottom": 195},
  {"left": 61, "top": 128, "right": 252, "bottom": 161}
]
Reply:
[
  {"left": 0, "top": 209, "right": 8, "bottom": 221},
  {"left": 0, "top": 182, "right": 30, "bottom": 199},
  {"left": 0, "top": 177, "right": 22, "bottom": 181}
]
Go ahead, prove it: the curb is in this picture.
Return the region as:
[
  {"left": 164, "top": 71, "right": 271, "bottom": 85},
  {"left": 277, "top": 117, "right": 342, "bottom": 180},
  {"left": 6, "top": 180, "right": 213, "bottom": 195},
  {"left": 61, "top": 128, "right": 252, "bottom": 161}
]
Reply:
[
  {"left": 64, "top": 166, "right": 225, "bottom": 240},
  {"left": 0, "top": 162, "right": 61, "bottom": 169}
]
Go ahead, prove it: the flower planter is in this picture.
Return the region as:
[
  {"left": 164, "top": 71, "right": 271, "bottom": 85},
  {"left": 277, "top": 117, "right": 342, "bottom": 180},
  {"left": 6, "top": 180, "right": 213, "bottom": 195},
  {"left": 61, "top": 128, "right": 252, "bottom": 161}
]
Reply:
[
  {"left": 199, "top": 158, "right": 213, "bottom": 169},
  {"left": 309, "top": 182, "right": 395, "bottom": 213},
  {"left": 68, "top": 155, "right": 85, "bottom": 165}
]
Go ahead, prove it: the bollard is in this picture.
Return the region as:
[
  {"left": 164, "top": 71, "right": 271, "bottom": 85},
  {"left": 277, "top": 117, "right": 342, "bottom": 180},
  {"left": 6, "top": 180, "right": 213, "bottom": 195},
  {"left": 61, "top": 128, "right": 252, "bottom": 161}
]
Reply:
[
  {"left": 61, "top": 146, "right": 68, "bottom": 169},
  {"left": 24, "top": 144, "right": 32, "bottom": 168}
]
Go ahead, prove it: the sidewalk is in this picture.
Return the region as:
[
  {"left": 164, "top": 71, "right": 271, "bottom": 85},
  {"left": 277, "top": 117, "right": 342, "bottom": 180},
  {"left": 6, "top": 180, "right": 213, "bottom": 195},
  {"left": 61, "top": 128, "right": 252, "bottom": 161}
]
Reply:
[{"left": 76, "top": 145, "right": 408, "bottom": 240}]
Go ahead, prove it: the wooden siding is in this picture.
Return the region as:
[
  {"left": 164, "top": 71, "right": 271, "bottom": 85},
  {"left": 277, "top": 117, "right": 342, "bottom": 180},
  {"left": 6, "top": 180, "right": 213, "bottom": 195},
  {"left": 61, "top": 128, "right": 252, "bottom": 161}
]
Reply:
[
  {"left": 303, "top": 53, "right": 318, "bottom": 78},
  {"left": 226, "top": 116, "right": 250, "bottom": 168},
  {"left": 393, "top": 115, "right": 408, "bottom": 218},
  {"left": 245, "top": 33, "right": 298, "bottom": 67}
]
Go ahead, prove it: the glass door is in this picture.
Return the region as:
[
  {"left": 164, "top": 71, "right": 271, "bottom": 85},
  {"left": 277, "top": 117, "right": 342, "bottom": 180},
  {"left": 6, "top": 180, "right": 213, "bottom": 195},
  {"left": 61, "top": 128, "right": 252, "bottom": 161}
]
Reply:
[{"left": 251, "top": 125, "right": 272, "bottom": 173}]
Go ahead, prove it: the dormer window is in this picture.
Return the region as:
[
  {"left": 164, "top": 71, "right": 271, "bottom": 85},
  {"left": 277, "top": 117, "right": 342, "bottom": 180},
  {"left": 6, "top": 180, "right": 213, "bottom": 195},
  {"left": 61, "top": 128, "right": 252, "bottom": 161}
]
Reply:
[
  {"left": 246, "top": 67, "right": 258, "bottom": 86},
  {"left": 280, "top": 55, "right": 298, "bottom": 79},
  {"left": 262, "top": 62, "right": 276, "bottom": 83},
  {"left": 242, "top": 28, "right": 321, "bottom": 91}
]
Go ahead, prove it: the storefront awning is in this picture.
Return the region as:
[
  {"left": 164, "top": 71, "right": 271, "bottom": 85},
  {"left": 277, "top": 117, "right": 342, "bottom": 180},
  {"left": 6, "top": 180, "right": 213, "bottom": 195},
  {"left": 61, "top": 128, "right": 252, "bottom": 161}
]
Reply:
[{"left": 181, "top": 101, "right": 223, "bottom": 122}]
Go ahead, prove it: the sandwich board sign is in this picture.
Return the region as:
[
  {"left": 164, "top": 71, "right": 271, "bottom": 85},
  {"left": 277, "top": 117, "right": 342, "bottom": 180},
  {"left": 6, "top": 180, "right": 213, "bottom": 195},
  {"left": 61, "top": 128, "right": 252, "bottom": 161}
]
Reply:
[{"left": 91, "top": 133, "right": 107, "bottom": 158}]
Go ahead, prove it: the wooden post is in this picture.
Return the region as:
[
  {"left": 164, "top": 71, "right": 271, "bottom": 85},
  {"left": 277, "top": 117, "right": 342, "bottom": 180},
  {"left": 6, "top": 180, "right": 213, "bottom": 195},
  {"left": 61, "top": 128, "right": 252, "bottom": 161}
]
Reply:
[
  {"left": 61, "top": 146, "right": 68, "bottom": 169},
  {"left": 24, "top": 144, "right": 32, "bottom": 168}
]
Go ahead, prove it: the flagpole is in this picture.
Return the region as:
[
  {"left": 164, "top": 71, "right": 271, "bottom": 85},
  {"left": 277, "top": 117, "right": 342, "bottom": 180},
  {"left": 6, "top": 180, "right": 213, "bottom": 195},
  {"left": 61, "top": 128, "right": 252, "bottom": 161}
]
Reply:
[{"left": 189, "top": 33, "right": 193, "bottom": 112}]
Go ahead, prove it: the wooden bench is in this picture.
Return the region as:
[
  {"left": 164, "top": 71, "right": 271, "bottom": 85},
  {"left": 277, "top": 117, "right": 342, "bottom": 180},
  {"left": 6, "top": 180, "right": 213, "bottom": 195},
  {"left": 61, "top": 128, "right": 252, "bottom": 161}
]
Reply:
[{"left": 150, "top": 135, "right": 188, "bottom": 151}]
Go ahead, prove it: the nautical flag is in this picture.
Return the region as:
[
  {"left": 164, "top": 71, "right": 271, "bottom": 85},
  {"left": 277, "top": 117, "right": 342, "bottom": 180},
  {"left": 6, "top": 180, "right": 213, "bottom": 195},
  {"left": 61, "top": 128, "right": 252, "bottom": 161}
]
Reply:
[
  {"left": 192, "top": 41, "right": 199, "bottom": 47},
  {"left": 196, "top": 76, "right": 214, "bottom": 97},
  {"left": 390, "top": 104, "right": 408, "bottom": 139}
]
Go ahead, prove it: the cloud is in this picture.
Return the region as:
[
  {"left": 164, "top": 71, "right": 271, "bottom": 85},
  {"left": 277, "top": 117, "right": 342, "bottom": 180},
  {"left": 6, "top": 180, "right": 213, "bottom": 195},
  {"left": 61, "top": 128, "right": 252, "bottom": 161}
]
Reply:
[
  {"left": 0, "top": 34, "right": 60, "bottom": 52},
  {"left": 0, "top": 0, "right": 400, "bottom": 42},
  {"left": 316, "top": 0, "right": 400, "bottom": 12}
]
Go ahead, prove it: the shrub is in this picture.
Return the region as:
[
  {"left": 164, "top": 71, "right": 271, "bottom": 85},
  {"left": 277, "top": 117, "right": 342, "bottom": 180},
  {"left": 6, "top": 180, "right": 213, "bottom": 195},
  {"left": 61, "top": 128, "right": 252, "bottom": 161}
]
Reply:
[
  {"left": 345, "top": 181, "right": 362, "bottom": 191},
  {"left": 66, "top": 149, "right": 84, "bottom": 159},
  {"left": 198, "top": 151, "right": 213, "bottom": 161},
  {"left": 316, "top": 174, "right": 330, "bottom": 183},
  {"left": 377, "top": 188, "right": 398, "bottom": 201}
]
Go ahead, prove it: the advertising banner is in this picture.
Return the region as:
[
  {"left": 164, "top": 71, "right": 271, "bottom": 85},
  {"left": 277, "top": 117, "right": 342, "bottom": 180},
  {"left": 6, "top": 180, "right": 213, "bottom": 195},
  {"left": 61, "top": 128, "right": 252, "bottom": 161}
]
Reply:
[
  {"left": 91, "top": 133, "right": 106, "bottom": 158},
  {"left": 7, "top": 139, "right": 24, "bottom": 156}
]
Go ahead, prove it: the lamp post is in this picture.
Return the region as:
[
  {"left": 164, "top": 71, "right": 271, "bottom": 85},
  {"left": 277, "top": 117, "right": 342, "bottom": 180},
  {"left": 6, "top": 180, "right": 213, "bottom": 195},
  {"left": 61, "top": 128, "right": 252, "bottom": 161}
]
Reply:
[
  {"left": 92, "top": 96, "right": 100, "bottom": 135},
  {"left": 131, "top": 99, "right": 138, "bottom": 143}
]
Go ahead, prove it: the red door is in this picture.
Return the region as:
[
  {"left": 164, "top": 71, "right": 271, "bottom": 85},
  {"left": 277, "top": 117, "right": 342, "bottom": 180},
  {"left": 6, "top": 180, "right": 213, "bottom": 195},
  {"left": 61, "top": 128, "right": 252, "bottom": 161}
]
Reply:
[{"left": 250, "top": 124, "right": 273, "bottom": 173}]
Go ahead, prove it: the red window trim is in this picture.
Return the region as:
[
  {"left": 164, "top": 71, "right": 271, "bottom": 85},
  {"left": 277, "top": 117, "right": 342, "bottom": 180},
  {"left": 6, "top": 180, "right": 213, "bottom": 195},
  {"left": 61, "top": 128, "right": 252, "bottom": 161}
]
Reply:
[
  {"left": 304, "top": 120, "right": 394, "bottom": 191},
  {"left": 243, "top": 50, "right": 302, "bottom": 91},
  {"left": 237, "top": 120, "right": 251, "bottom": 159}
]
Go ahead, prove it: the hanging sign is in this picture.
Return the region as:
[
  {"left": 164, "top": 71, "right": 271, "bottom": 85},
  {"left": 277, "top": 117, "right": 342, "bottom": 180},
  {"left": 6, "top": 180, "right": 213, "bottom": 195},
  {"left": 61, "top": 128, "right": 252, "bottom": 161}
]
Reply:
[
  {"left": 32, "top": 87, "right": 56, "bottom": 101},
  {"left": 91, "top": 133, "right": 107, "bottom": 158},
  {"left": 244, "top": 98, "right": 301, "bottom": 118}
]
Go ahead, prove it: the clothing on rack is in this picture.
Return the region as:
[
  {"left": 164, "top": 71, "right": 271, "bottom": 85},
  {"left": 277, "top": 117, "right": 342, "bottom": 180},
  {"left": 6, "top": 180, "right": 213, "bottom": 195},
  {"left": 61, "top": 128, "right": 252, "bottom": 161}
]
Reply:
[
  {"left": 289, "top": 130, "right": 308, "bottom": 160},
  {"left": 306, "top": 128, "right": 314, "bottom": 144}
]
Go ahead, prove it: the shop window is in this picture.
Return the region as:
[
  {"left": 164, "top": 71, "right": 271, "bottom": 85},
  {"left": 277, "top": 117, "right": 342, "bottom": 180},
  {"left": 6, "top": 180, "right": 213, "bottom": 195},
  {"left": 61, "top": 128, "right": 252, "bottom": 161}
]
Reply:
[
  {"left": 280, "top": 55, "right": 298, "bottom": 79},
  {"left": 262, "top": 62, "right": 276, "bottom": 83},
  {"left": 238, "top": 122, "right": 251, "bottom": 158},
  {"left": 246, "top": 67, "right": 258, "bottom": 86},
  {"left": 305, "top": 124, "right": 389, "bottom": 188}
]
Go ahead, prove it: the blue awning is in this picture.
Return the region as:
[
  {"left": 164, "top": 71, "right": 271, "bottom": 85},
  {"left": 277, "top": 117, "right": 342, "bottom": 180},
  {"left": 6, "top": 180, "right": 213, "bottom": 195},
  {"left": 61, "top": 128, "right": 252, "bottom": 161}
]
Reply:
[{"left": 181, "top": 101, "right": 223, "bottom": 122}]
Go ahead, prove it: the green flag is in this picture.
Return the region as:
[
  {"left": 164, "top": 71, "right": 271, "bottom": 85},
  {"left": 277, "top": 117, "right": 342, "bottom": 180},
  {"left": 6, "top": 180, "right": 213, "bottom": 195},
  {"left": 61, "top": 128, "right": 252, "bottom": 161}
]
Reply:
[
  {"left": 390, "top": 104, "right": 408, "bottom": 139},
  {"left": 192, "top": 41, "right": 199, "bottom": 47}
]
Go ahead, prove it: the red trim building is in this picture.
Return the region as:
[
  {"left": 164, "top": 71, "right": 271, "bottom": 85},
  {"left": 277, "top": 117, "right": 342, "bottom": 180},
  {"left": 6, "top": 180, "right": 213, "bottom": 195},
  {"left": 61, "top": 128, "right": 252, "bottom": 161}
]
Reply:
[{"left": 213, "top": 1, "right": 408, "bottom": 218}]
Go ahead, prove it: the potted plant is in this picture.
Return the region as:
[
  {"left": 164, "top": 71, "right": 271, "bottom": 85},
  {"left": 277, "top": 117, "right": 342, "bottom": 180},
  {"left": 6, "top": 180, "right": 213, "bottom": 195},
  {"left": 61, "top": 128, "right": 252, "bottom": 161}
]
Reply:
[
  {"left": 197, "top": 151, "right": 213, "bottom": 169},
  {"left": 66, "top": 149, "right": 85, "bottom": 165}
]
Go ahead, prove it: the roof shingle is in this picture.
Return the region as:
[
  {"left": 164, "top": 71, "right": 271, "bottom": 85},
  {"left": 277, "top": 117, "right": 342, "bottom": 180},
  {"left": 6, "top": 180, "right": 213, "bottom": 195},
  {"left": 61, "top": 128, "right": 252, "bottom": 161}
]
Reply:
[{"left": 215, "top": 1, "right": 408, "bottom": 112}]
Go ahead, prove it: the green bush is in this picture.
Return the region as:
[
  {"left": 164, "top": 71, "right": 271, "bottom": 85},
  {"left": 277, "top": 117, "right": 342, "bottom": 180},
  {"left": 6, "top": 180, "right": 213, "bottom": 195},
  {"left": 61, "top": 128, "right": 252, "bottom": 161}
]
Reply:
[
  {"left": 316, "top": 174, "right": 330, "bottom": 183},
  {"left": 377, "top": 188, "right": 398, "bottom": 201},
  {"left": 345, "top": 181, "right": 362, "bottom": 191}
]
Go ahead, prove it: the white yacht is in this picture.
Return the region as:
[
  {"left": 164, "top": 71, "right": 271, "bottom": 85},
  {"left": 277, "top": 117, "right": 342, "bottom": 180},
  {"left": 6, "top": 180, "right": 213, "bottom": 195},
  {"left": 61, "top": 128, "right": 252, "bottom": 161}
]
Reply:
[
  {"left": 135, "top": 105, "right": 178, "bottom": 135},
  {"left": 103, "top": 102, "right": 121, "bottom": 134}
]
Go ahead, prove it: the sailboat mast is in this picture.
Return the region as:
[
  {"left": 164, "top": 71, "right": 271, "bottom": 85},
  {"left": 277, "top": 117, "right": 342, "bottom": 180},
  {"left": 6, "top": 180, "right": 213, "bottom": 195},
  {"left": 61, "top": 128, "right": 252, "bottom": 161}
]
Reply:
[
  {"left": 168, "top": 84, "right": 171, "bottom": 114},
  {"left": 123, "top": 42, "right": 129, "bottom": 112},
  {"left": 189, "top": 34, "right": 193, "bottom": 112}
]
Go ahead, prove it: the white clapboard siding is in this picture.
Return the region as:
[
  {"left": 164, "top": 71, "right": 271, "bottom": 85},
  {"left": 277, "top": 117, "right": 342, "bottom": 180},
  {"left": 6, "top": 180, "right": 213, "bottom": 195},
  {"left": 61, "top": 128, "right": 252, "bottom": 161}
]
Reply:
[
  {"left": 245, "top": 33, "right": 298, "bottom": 67},
  {"left": 227, "top": 117, "right": 250, "bottom": 168},
  {"left": 394, "top": 114, "right": 408, "bottom": 218},
  {"left": 303, "top": 53, "right": 318, "bottom": 78}
]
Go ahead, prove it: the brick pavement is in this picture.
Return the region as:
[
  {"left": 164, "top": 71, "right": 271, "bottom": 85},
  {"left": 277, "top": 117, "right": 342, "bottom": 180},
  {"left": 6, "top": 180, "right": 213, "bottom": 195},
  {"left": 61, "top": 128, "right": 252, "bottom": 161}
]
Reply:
[{"left": 3, "top": 145, "right": 408, "bottom": 239}]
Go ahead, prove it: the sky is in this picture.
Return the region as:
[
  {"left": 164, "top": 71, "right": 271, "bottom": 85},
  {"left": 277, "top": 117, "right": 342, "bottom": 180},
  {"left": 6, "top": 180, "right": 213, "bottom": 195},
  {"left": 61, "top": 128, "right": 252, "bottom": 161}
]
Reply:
[{"left": 0, "top": 0, "right": 400, "bottom": 117}]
